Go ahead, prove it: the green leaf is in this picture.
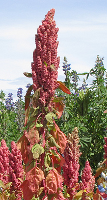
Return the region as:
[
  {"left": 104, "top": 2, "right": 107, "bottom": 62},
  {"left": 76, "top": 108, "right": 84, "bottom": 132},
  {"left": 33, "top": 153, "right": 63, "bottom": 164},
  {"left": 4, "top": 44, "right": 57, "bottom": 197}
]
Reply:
[
  {"left": 32, "top": 89, "right": 40, "bottom": 108},
  {"left": 63, "top": 185, "right": 70, "bottom": 198},
  {"left": 38, "top": 187, "right": 44, "bottom": 196},
  {"left": 90, "top": 152, "right": 94, "bottom": 156},
  {"left": 31, "top": 144, "right": 44, "bottom": 159},
  {"left": 48, "top": 134, "right": 61, "bottom": 149},
  {"left": 53, "top": 97, "right": 64, "bottom": 102},
  {"left": 9, "top": 193, "right": 16, "bottom": 200},
  {"left": 23, "top": 72, "right": 32, "bottom": 77},
  {"left": 36, "top": 123, "right": 43, "bottom": 127},
  {"left": 31, "top": 196, "right": 39, "bottom": 200},
  {"left": 45, "top": 112, "right": 56, "bottom": 124},
  {"left": 31, "top": 107, "right": 39, "bottom": 117},
  {"left": 80, "top": 137, "right": 91, "bottom": 143},
  {"left": 86, "top": 73, "right": 89, "bottom": 80},
  {"left": 33, "top": 88, "right": 40, "bottom": 99},
  {"left": 0, "top": 180, "right": 5, "bottom": 189},
  {"left": 77, "top": 72, "right": 89, "bottom": 75},
  {"left": 45, "top": 167, "right": 53, "bottom": 172},
  {"left": 25, "top": 116, "right": 35, "bottom": 129},
  {"left": 45, "top": 153, "right": 51, "bottom": 168},
  {"left": 44, "top": 61, "right": 47, "bottom": 67}
]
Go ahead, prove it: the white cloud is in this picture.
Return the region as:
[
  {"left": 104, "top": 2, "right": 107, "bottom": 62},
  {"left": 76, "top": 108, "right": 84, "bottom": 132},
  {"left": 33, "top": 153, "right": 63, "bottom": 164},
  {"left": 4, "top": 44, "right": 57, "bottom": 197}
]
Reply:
[
  {"left": 0, "top": 14, "right": 107, "bottom": 99},
  {"left": 57, "top": 17, "right": 107, "bottom": 74},
  {"left": 0, "top": 58, "right": 32, "bottom": 80},
  {"left": 0, "top": 24, "right": 37, "bottom": 40}
]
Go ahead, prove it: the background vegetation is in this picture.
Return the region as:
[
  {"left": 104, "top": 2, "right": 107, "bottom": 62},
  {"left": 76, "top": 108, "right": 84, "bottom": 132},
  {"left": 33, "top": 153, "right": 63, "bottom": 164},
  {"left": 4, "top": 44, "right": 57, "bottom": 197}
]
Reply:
[{"left": 0, "top": 55, "right": 107, "bottom": 172}]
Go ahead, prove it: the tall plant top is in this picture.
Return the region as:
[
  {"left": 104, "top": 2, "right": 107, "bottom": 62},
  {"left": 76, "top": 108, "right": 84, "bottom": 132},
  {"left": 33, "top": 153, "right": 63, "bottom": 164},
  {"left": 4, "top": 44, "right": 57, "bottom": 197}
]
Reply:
[
  {"left": 17, "top": 9, "right": 71, "bottom": 200},
  {"left": 31, "top": 8, "right": 60, "bottom": 106}
]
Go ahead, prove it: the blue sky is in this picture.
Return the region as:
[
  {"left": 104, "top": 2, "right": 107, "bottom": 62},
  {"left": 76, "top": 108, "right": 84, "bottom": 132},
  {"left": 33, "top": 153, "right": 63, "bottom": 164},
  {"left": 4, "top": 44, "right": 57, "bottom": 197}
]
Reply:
[{"left": 0, "top": 0, "right": 107, "bottom": 101}]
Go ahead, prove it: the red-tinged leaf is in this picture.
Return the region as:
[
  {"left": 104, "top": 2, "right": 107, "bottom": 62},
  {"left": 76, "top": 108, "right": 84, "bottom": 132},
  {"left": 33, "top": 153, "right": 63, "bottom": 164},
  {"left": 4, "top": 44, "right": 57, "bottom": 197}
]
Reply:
[
  {"left": 46, "top": 169, "right": 57, "bottom": 194},
  {"left": 57, "top": 81, "right": 71, "bottom": 94},
  {"left": 56, "top": 130, "right": 67, "bottom": 154},
  {"left": 26, "top": 126, "right": 39, "bottom": 148},
  {"left": 25, "top": 166, "right": 44, "bottom": 195},
  {"left": 25, "top": 84, "right": 33, "bottom": 111},
  {"left": 50, "top": 122, "right": 67, "bottom": 154},
  {"left": 50, "top": 149, "right": 65, "bottom": 173},
  {"left": 54, "top": 101, "right": 64, "bottom": 119},
  {"left": 21, "top": 180, "right": 34, "bottom": 200},
  {"left": 93, "top": 192, "right": 101, "bottom": 200},
  {"left": 25, "top": 106, "right": 30, "bottom": 126},
  {"left": 94, "top": 166, "right": 106, "bottom": 178},
  {"left": 21, "top": 167, "right": 44, "bottom": 198},
  {"left": 26, "top": 166, "right": 44, "bottom": 183},
  {"left": 25, "top": 160, "right": 36, "bottom": 173},
  {"left": 46, "top": 168, "right": 63, "bottom": 194},
  {"left": 17, "top": 132, "right": 31, "bottom": 164}
]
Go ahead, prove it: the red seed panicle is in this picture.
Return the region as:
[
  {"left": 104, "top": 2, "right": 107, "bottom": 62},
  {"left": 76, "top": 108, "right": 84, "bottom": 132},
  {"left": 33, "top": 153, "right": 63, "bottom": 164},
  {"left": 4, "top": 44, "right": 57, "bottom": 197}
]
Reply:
[
  {"left": 63, "top": 128, "right": 82, "bottom": 198},
  {"left": 81, "top": 160, "right": 95, "bottom": 193},
  {"left": 32, "top": 9, "right": 60, "bottom": 106},
  {"left": 0, "top": 139, "right": 9, "bottom": 184},
  {"left": 9, "top": 141, "right": 24, "bottom": 199}
]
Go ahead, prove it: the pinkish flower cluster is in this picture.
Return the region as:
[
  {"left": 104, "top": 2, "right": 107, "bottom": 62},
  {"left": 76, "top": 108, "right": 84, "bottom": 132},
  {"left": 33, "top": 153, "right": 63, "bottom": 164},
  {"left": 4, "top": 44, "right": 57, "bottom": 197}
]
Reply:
[
  {"left": 9, "top": 141, "right": 24, "bottom": 199},
  {"left": 0, "top": 140, "right": 24, "bottom": 199},
  {"left": 32, "top": 8, "right": 60, "bottom": 106},
  {"left": 81, "top": 160, "right": 95, "bottom": 193},
  {"left": 63, "top": 127, "right": 82, "bottom": 198},
  {"left": 104, "top": 137, "right": 107, "bottom": 166},
  {"left": 0, "top": 139, "right": 9, "bottom": 184}
]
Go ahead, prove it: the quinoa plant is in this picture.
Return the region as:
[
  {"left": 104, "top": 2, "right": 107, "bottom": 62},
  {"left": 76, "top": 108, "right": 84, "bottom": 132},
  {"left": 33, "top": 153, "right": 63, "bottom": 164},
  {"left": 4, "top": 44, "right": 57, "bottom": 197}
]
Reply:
[
  {"left": 1, "top": 9, "right": 106, "bottom": 200},
  {"left": 17, "top": 9, "right": 69, "bottom": 200}
]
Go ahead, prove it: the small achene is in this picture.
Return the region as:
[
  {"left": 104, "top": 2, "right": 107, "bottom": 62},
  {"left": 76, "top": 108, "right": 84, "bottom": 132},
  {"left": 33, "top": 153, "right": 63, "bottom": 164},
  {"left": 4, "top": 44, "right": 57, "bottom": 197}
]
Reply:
[{"left": 0, "top": 8, "right": 107, "bottom": 200}]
